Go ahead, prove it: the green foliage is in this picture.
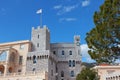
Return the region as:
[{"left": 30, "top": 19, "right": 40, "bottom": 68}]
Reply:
[
  {"left": 86, "top": 0, "right": 120, "bottom": 63},
  {"left": 76, "top": 68, "right": 99, "bottom": 80}
]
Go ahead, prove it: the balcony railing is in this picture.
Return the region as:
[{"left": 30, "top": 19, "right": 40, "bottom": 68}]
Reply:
[{"left": 0, "top": 71, "right": 46, "bottom": 77}]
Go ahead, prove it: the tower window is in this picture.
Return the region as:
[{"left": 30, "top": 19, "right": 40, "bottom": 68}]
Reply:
[
  {"left": 38, "top": 35, "right": 39, "bottom": 39},
  {"left": 33, "top": 55, "right": 37, "bottom": 64},
  {"left": 69, "top": 51, "right": 72, "bottom": 55},
  {"left": 62, "top": 50, "right": 64, "bottom": 55},
  {"left": 70, "top": 71, "right": 74, "bottom": 77}
]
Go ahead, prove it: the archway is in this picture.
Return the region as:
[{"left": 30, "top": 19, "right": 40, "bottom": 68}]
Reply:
[{"left": 0, "top": 65, "right": 5, "bottom": 74}]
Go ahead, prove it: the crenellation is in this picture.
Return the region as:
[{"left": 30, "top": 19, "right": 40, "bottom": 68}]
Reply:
[{"left": 37, "top": 26, "right": 40, "bottom": 29}]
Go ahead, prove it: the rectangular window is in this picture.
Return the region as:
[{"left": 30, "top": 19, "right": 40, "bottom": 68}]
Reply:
[
  {"left": 19, "top": 56, "right": 23, "bottom": 65},
  {"left": 62, "top": 50, "right": 64, "bottom": 55},
  {"left": 53, "top": 51, "right": 56, "bottom": 55},
  {"left": 37, "top": 43, "right": 39, "bottom": 47},
  {"left": 71, "top": 71, "right": 74, "bottom": 77}
]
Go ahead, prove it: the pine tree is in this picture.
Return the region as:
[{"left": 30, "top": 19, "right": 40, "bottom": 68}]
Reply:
[{"left": 86, "top": 0, "right": 120, "bottom": 63}]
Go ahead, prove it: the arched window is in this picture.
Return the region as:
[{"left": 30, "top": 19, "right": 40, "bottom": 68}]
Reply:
[
  {"left": 8, "top": 67, "right": 12, "bottom": 73},
  {"left": 33, "top": 55, "right": 37, "bottom": 64},
  {"left": 71, "top": 71, "right": 74, "bottom": 77},
  {"left": 73, "top": 60, "right": 75, "bottom": 67},
  {"left": 0, "top": 65, "right": 5, "bottom": 74},
  {"left": 69, "top": 51, "right": 72, "bottom": 55},
  {"left": 69, "top": 60, "right": 72, "bottom": 67},
  {"left": 27, "top": 57, "right": 29, "bottom": 60},
  {"left": 32, "top": 68, "right": 35, "bottom": 71},
  {"left": 61, "top": 71, "right": 64, "bottom": 77}
]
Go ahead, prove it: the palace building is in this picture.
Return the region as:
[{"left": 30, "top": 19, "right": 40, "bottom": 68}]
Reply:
[
  {"left": 0, "top": 25, "right": 81, "bottom": 80},
  {"left": 94, "top": 64, "right": 120, "bottom": 80}
]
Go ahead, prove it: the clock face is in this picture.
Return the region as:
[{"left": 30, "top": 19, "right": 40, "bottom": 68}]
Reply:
[{"left": 76, "top": 38, "right": 80, "bottom": 41}]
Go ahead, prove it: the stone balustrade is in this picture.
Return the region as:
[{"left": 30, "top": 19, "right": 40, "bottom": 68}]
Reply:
[
  {"left": 105, "top": 72, "right": 120, "bottom": 80},
  {"left": 0, "top": 71, "right": 46, "bottom": 77}
]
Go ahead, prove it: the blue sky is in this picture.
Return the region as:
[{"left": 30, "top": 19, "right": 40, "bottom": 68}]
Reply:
[{"left": 0, "top": 0, "right": 104, "bottom": 62}]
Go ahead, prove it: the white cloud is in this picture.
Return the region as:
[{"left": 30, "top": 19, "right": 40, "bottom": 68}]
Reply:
[
  {"left": 57, "top": 4, "right": 79, "bottom": 15},
  {"left": 82, "top": 0, "right": 90, "bottom": 7},
  {"left": 81, "top": 44, "right": 95, "bottom": 63},
  {"left": 53, "top": 5, "right": 62, "bottom": 10},
  {"left": 59, "top": 18, "right": 77, "bottom": 22}
]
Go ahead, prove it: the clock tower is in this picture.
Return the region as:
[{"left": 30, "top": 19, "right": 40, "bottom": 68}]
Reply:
[{"left": 74, "top": 35, "right": 80, "bottom": 46}]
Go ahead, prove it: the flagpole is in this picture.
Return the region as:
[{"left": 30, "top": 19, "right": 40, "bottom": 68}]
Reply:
[
  {"left": 40, "top": 12, "right": 42, "bottom": 27},
  {"left": 36, "top": 9, "right": 42, "bottom": 27}
]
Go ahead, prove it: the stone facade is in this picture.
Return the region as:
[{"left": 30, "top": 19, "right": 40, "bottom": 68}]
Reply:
[{"left": 0, "top": 26, "right": 81, "bottom": 80}]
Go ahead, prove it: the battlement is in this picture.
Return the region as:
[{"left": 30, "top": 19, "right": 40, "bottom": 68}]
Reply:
[{"left": 32, "top": 25, "right": 50, "bottom": 32}]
